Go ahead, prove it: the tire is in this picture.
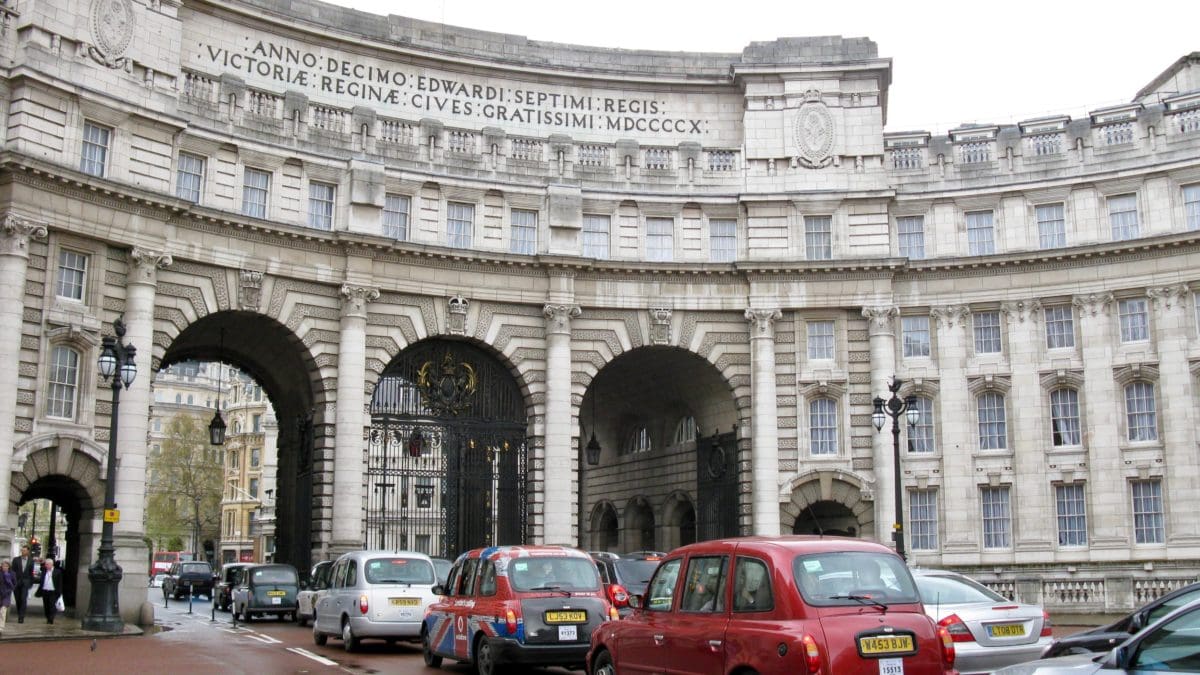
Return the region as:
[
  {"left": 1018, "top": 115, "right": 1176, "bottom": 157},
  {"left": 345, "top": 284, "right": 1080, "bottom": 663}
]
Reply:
[
  {"left": 591, "top": 650, "right": 615, "bottom": 675},
  {"left": 475, "top": 636, "right": 504, "bottom": 675},
  {"left": 422, "top": 627, "right": 443, "bottom": 668},
  {"left": 313, "top": 624, "right": 328, "bottom": 646},
  {"left": 342, "top": 618, "right": 359, "bottom": 652}
]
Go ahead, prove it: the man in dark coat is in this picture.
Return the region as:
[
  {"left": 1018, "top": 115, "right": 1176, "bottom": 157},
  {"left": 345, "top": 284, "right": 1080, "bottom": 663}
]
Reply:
[
  {"left": 34, "top": 557, "right": 62, "bottom": 624},
  {"left": 10, "top": 545, "right": 36, "bottom": 623}
]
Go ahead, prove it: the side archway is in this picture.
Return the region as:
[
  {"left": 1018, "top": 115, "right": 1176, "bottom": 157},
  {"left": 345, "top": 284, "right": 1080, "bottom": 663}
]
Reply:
[
  {"left": 782, "top": 470, "right": 875, "bottom": 540},
  {"left": 623, "top": 496, "right": 656, "bottom": 552},
  {"left": 588, "top": 500, "right": 619, "bottom": 552}
]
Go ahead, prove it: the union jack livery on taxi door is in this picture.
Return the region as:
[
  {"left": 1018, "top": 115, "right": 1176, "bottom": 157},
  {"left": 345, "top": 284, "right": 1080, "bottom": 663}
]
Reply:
[{"left": 422, "top": 545, "right": 618, "bottom": 675}]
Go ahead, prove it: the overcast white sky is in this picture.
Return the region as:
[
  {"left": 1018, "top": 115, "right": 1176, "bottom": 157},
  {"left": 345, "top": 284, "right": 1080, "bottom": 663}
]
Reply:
[{"left": 319, "top": 0, "right": 1197, "bottom": 134}]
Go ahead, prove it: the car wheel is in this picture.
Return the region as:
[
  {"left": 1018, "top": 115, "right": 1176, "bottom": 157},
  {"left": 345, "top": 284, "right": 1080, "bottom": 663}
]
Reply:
[
  {"left": 475, "top": 636, "right": 504, "bottom": 675},
  {"left": 422, "top": 627, "right": 443, "bottom": 668},
  {"left": 591, "top": 650, "right": 615, "bottom": 675},
  {"left": 342, "top": 618, "right": 359, "bottom": 652},
  {"left": 313, "top": 624, "right": 328, "bottom": 646}
]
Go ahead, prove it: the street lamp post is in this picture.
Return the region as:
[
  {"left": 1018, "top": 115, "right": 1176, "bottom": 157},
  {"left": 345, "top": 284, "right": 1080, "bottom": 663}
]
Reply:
[
  {"left": 83, "top": 317, "right": 137, "bottom": 632},
  {"left": 872, "top": 377, "right": 919, "bottom": 562}
]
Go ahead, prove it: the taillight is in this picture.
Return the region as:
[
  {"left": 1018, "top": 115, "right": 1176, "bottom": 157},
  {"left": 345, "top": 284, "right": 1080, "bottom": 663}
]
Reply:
[
  {"left": 937, "top": 626, "right": 956, "bottom": 669},
  {"left": 609, "top": 584, "right": 629, "bottom": 608},
  {"left": 937, "top": 613, "right": 974, "bottom": 642},
  {"left": 1041, "top": 610, "right": 1053, "bottom": 637},
  {"left": 358, "top": 594, "right": 368, "bottom": 615},
  {"left": 800, "top": 633, "right": 822, "bottom": 674},
  {"left": 505, "top": 608, "right": 518, "bottom": 634}
]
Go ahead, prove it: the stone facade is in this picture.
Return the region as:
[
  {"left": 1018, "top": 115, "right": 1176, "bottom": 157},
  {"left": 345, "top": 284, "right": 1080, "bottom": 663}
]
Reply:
[{"left": 1, "top": 0, "right": 1199, "bottom": 621}]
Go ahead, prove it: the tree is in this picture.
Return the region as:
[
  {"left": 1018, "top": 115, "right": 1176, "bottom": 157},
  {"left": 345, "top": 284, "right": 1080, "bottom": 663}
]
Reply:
[{"left": 146, "top": 414, "right": 223, "bottom": 557}]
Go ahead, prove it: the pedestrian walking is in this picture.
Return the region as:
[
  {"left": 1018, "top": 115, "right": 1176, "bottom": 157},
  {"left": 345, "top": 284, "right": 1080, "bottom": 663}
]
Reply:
[
  {"left": 34, "top": 557, "right": 62, "bottom": 624},
  {"left": 10, "top": 545, "right": 35, "bottom": 623},
  {"left": 0, "top": 560, "right": 15, "bottom": 636}
]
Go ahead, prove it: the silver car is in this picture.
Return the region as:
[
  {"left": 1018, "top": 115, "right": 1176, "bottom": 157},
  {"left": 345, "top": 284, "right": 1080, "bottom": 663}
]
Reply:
[
  {"left": 994, "top": 597, "right": 1200, "bottom": 674},
  {"left": 313, "top": 550, "right": 440, "bottom": 652},
  {"left": 912, "top": 568, "right": 1053, "bottom": 674}
]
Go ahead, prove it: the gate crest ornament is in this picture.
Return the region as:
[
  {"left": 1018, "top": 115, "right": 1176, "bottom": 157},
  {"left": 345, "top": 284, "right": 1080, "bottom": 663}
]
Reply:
[
  {"left": 416, "top": 352, "right": 478, "bottom": 415},
  {"left": 793, "top": 89, "right": 835, "bottom": 169},
  {"left": 90, "top": 0, "right": 134, "bottom": 69}
]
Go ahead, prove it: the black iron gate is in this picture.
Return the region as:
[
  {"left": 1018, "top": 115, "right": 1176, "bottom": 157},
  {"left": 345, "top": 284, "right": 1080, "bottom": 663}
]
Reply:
[
  {"left": 367, "top": 341, "right": 527, "bottom": 559},
  {"left": 696, "top": 430, "right": 739, "bottom": 541}
]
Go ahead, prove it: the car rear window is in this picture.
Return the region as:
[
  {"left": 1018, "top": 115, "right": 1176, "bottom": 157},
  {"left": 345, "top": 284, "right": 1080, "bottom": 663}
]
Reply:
[
  {"left": 915, "top": 574, "right": 1005, "bottom": 604},
  {"left": 364, "top": 557, "right": 435, "bottom": 585},
  {"left": 181, "top": 563, "right": 211, "bottom": 574},
  {"left": 252, "top": 567, "right": 297, "bottom": 584},
  {"left": 793, "top": 551, "right": 920, "bottom": 606},
  {"left": 613, "top": 559, "right": 660, "bottom": 595},
  {"left": 509, "top": 556, "right": 601, "bottom": 592}
]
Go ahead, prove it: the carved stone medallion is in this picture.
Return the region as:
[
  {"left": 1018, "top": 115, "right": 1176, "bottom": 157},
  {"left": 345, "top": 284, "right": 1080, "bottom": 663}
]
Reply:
[
  {"left": 90, "top": 0, "right": 134, "bottom": 68},
  {"left": 793, "top": 89, "right": 835, "bottom": 169}
]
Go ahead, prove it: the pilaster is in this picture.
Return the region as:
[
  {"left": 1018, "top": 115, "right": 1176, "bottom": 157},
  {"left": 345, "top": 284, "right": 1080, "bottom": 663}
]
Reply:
[
  {"left": 332, "top": 283, "right": 379, "bottom": 550},
  {"left": 746, "top": 307, "right": 782, "bottom": 536},
  {"left": 930, "top": 306, "right": 973, "bottom": 552},
  {"left": 543, "top": 302, "right": 581, "bottom": 544},
  {"left": 862, "top": 305, "right": 898, "bottom": 544}
]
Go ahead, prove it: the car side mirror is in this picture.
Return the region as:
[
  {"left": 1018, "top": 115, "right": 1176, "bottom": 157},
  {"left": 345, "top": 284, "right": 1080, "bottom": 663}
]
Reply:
[
  {"left": 627, "top": 594, "right": 642, "bottom": 609},
  {"left": 432, "top": 584, "right": 446, "bottom": 596},
  {"left": 1106, "top": 646, "right": 1128, "bottom": 669}
]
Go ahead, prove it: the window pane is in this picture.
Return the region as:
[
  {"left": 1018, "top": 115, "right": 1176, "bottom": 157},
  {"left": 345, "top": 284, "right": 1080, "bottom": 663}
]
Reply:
[
  {"left": 907, "top": 397, "right": 935, "bottom": 454},
  {"left": 383, "top": 194, "right": 410, "bottom": 240},
  {"left": 1118, "top": 298, "right": 1149, "bottom": 343},
  {"left": 807, "top": 321, "right": 834, "bottom": 360},
  {"left": 242, "top": 169, "right": 270, "bottom": 218},
  {"left": 510, "top": 209, "right": 537, "bottom": 255},
  {"left": 902, "top": 316, "right": 930, "bottom": 358},
  {"left": 898, "top": 216, "right": 925, "bottom": 259},
  {"left": 81, "top": 122, "right": 110, "bottom": 177},
  {"left": 1131, "top": 480, "right": 1164, "bottom": 544},
  {"left": 1036, "top": 203, "right": 1066, "bottom": 249},
  {"left": 1124, "top": 382, "right": 1158, "bottom": 442},
  {"left": 646, "top": 217, "right": 674, "bottom": 262},
  {"left": 977, "top": 392, "right": 1007, "bottom": 450},
  {"left": 966, "top": 210, "right": 995, "bottom": 255},
  {"left": 176, "top": 153, "right": 205, "bottom": 202},
  {"left": 1185, "top": 184, "right": 1200, "bottom": 231},
  {"left": 981, "top": 486, "right": 1011, "bottom": 549},
  {"left": 1045, "top": 306, "right": 1075, "bottom": 349},
  {"left": 47, "top": 346, "right": 79, "bottom": 419},
  {"left": 447, "top": 202, "right": 474, "bottom": 248},
  {"left": 308, "top": 181, "right": 335, "bottom": 230},
  {"left": 910, "top": 489, "right": 938, "bottom": 550},
  {"left": 56, "top": 250, "right": 88, "bottom": 301},
  {"left": 809, "top": 398, "right": 838, "bottom": 456},
  {"left": 1050, "top": 388, "right": 1081, "bottom": 446},
  {"left": 582, "top": 215, "right": 610, "bottom": 259},
  {"left": 973, "top": 311, "right": 1001, "bottom": 354},
  {"left": 1056, "top": 483, "right": 1088, "bottom": 546},
  {"left": 805, "top": 215, "right": 832, "bottom": 260},
  {"left": 1108, "top": 194, "right": 1139, "bottom": 241},
  {"left": 710, "top": 219, "right": 736, "bottom": 262}
]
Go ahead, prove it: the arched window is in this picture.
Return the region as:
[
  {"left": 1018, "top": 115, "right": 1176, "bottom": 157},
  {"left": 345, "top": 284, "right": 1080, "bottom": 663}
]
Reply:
[
  {"left": 907, "top": 397, "right": 935, "bottom": 453},
  {"left": 1124, "top": 382, "right": 1158, "bottom": 442},
  {"left": 808, "top": 398, "right": 838, "bottom": 455},
  {"left": 1050, "top": 388, "right": 1081, "bottom": 446},
  {"left": 624, "top": 427, "right": 651, "bottom": 454},
  {"left": 47, "top": 345, "right": 80, "bottom": 419},
  {"left": 672, "top": 416, "right": 697, "bottom": 445},
  {"left": 977, "top": 391, "right": 1007, "bottom": 450}
]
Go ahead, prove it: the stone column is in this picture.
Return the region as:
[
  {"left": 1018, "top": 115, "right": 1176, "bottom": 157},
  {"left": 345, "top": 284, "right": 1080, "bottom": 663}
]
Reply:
[
  {"left": 1074, "top": 292, "right": 1126, "bottom": 547},
  {"left": 862, "top": 306, "right": 898, "bottom": 544},
  {"left": 0, "top": 216, "right": 47, "bottom": 549},
  {"left": 745, "top": 308, "right": 782, "bottom": 536},
  {"left": 1147, "top": 284, "right": 1200, "bottom": 544},
  {"left": 1001, "top": 300, "right": 1052, "bottom": 549},
  {"left": 543, "top": 303, "right": 580, "bottom": 544},
  {"left": 930, "top": 306, "right": 975, "bottom": 552},
  {"left": 332, "top": 284, "right": 378, "bottom": 552},
  {"left": 115, "top": 247, "right": 171, "bottom": 612}
]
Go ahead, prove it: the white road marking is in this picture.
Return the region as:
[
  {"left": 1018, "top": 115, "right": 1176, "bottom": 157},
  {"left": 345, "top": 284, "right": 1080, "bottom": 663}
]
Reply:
[
  {"left": 286, "top": 647, "right": 340, "bottom": 666},
  {"left": 247, "top": 632, "right": 283, "bottom": 644}
]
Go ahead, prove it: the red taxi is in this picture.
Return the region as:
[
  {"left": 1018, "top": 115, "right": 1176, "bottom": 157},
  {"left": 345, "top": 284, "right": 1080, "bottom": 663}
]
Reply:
[
  {"left": 422, "top": 545, "right": 618, "bottom": 675},
  {"left": 587, "top": 536, "right": 958, "bottom": 675}
]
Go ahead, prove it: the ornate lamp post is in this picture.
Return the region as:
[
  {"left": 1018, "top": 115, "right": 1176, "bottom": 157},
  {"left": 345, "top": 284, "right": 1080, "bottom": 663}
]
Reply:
[
  {"left": 83, "top": 317, "right": 137, "bottom": 632},
  {"left": 872, "top": 377, "right": 919, "bottom": 562}
]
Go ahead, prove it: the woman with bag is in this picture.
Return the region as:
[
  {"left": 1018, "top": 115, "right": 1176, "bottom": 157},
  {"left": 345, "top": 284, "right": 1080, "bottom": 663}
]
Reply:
[
  {"left": 0, "top": 560, "right": 15, "bottom": 636},
  {"left": 36, "top": 557, "right": 62, "bottom": 624}
]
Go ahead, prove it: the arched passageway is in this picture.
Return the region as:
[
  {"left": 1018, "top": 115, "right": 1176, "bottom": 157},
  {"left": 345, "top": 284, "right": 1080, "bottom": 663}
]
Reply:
[{"left": 792, "top": 499, "right": 860, "bottom": 537}]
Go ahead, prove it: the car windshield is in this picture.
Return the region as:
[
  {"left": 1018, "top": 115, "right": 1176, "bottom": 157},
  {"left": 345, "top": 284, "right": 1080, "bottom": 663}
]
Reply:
[
  {"left": 613, "top": 559, "right": 660, "bottom": 595},
  {"left": 364, "top": 557, "right": 435, "bottom": 585},
  {"left": 509, "top": 556, "right": 602, "bottom": 592},
  {"left": 252, "top": 566, "right": 297, "bottom": 584},
  {"left": 915, "top": 573, "right": 1006, "bottom": 605},
  {"left": 793, "top": 551, "right": 920, "bottom": 606}
]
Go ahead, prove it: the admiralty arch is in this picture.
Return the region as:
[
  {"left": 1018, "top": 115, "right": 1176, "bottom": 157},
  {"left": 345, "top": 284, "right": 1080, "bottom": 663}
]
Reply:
[{"left": 2, "top": 0, "right": 1199, "bottom": 621}]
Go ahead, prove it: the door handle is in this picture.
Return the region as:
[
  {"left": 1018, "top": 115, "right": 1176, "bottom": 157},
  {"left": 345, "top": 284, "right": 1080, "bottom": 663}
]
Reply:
[
  {"left": 653, "top": 634, "right": 665, "bottom": 645},
  {"left": 708, "top": 639, "right": 723, "bottom": 651}
]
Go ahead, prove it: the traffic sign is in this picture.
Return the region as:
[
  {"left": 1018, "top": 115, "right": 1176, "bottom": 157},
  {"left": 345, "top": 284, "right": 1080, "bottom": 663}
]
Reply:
[{"left": 104, "top": 509, "right": 120, "bottom": 523}]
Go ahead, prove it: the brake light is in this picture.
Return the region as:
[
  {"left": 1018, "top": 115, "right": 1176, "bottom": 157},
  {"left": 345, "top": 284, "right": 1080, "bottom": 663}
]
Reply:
[
  {"left": 1041, "top": 610, "right": 1053, "bottom": 637},
  {"left": 937, "top": 626, "right": 957, "bottom": 669},
  {"left": 358, "top": 594, "right": 368, "bottom": 615},
  {"left": 505, "top": 608, "right": 518, "bottom": 634},
  {"left": 800, "top": 634, "right": 822, "bottom": 674},
  {"left": 937, "top": 613, "right": 974, "bottom": 642},
  {"left": 609, "top": 584, "right": 629, "bottom": 608}
]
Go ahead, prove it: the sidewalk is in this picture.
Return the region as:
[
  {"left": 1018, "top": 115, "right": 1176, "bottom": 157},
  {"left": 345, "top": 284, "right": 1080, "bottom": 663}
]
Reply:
[{"left": 0, "top": 610, "right": 143, "bottom": 643}]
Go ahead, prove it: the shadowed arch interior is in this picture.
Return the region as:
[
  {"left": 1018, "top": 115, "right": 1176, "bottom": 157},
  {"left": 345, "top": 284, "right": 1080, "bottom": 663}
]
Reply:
[{"left": 20, "top": 474, "right": 92, "bottom": 609}]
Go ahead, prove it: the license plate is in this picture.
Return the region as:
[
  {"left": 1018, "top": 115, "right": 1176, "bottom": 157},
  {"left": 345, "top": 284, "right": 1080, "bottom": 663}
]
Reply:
[
  {"left": 879, "top": 658, "right": 904, "bottom": 675},
  {"left": 558, "top": 625, "right": 578, "bottom": 641},
  {"left": 545, "top": 610, "right": 587, "bottom": 624},
  {"left": 859, "top": 635, "right": 915, "bottom": 655},
  {"left": 271, "top": 597, "right": 281, "bottom": 604},
  {"left": 267, "top": 590, "right": 286, "bottom": 597},
  {"left": 390, "top": 597, "right": 419, "bottom": 606},
  {"left": 990, "top": 623, "right": 1026, "bottom": 637}
]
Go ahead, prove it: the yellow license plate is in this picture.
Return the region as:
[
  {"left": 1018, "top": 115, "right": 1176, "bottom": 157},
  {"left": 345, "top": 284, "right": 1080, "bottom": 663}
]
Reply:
[
  {"left": 858, "top": 635, "right": 914, "bottom": 655},
  {"left": 544, "top": 610, "right": 587, "bottom": 624},
  {"left": 990, "top": 623, "right": 1026, "bottom": 637},
  {"left": 390, "top": 597, "right": 419, "bottom": 606},
  {"left": 266, "top": 590, "right": 286, "bottom": 597}
]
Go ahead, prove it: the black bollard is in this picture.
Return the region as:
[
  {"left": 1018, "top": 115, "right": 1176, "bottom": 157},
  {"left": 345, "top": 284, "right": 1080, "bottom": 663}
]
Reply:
[{"left": 187, "top": 581, "right": 193, "bottom": 614}]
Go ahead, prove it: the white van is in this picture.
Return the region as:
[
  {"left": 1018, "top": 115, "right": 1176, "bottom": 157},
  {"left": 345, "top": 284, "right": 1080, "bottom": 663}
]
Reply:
[{"left": 312, "top": 549, "right": 440, "bottom": 652}]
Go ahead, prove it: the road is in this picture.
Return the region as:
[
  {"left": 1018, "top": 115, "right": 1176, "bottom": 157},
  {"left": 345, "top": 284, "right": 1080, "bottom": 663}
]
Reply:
[{"left": 8, "top": 588, "right": 584, "bottom": 675}]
